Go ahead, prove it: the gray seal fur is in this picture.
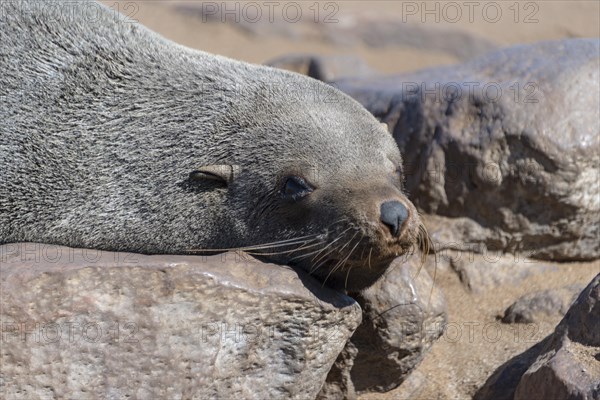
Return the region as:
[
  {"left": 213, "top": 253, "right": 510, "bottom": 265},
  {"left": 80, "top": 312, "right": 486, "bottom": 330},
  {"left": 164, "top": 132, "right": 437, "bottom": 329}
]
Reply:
[{"left": 0, "top": 0, "right": 421, "bottom": 290}]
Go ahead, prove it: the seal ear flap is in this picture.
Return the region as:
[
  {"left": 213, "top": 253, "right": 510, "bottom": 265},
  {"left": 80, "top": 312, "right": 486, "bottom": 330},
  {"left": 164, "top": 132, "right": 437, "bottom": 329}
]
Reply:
[
  {"left": 380, "top": 122, "right": 390, "bottom": 133},
  {"left": 189, "top": 165, "right": 240, "bottom": 186}
]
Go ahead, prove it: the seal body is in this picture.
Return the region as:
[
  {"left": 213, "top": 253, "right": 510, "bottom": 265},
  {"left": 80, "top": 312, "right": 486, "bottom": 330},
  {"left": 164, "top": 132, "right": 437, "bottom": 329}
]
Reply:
[{"left": 0, "top": 0, "right": 422, "bottom": 290}]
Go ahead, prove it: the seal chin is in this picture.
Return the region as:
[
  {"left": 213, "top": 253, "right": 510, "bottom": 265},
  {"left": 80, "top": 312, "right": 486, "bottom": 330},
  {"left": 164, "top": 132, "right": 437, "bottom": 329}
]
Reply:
[
  {"left": 292, "top": 249, "right": 400, "bottom": 292},
  {"left": 312, "top": 257, "right": 394, "bottom": 292}
]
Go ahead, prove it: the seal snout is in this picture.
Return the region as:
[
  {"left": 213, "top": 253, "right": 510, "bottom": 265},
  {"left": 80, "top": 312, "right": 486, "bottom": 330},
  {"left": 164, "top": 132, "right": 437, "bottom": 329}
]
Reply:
[{"left": 380, "top": 200, "right": 409, "bottom": 237}]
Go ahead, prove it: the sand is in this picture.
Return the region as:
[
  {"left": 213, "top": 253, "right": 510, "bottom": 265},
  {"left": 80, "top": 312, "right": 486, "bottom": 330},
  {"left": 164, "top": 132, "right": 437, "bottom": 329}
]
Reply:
[{"left": 103, "top": 1, "right": 599, "bottom": 74}]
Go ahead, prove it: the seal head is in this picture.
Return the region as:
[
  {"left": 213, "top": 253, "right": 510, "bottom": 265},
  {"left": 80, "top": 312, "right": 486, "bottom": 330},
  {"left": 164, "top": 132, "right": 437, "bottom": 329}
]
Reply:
[{"left": 0, "top": 0, "right": 424, "bottom": 291}]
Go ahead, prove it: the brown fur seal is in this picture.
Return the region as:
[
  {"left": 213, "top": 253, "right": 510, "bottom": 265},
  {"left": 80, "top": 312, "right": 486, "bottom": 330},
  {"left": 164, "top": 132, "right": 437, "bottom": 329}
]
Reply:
[{"left": 0, "top": 0, "right": 425, "bottom": 291}]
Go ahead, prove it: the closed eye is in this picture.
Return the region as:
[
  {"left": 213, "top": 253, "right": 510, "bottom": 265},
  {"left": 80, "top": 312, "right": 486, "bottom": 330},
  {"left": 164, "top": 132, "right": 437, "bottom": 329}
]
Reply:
[{"left": 281, "top": 176, "right": 314, "bottom": 201}]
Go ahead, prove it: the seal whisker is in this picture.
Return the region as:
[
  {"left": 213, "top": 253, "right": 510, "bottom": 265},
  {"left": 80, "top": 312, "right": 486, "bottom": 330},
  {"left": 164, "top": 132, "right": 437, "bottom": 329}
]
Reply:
[
  {"left": 411, "top": 222, "right": 437, "bottom": 310},
  {"left": 420, "top": 223, "right": 432, "bottom": 263},
  {"left": 254, "top": 234, "right": 324, "bottom": 246},
  {"left": 311, "top": 231, "right": 350, "bottom": 260},
  {"left": 308, "top": 246, "right": 329, "bottom": 263},
  {"left": 326, "top": 217, "right": 351, "bottom": 231},
  {"left": 310, "top": 227, "right": 354, "bottom": 266},
  {"left": 344, "top": 265, "right": 354, "bottom": 291},
  {"left": 288, "top": 244, "right": 331, "bottom": 262},
  {"left": 309, "top": 239, "right": 353, "bottom": 275},
  {"left": 336, "top": 235, "right": 361, "bottom": 274},
  {"left": 342, "top": 237, "right": 364, "bottom": 290},
  {"left": 323, "top": 240, "right": 360, "bottom": 289},
  {"left": 334, "top": 231, "right": 359, "bottom": 259},
  {"left": 412, "top": 223, "right": 433, "bottom": 279},
  {"left": 355, "top": 232, "right": 370, "bottom": 265},
  {"left": 252, "top": 240, "right": 327, "bottom": 257},
  {"left": 241, "top": 234, "right": 322, "bottom": 250},
  {"left": 321, "top": 232, "right": 360, "bottom": 287},
  {"left": 309, "top": 230, "right": 356, "bottom": 275},
  {"left": 356, "top": 233, "right": 368, "bottom": 264},
  {"left": 313, "top": 238, "right": 352, "bottom": 275},
  {"left": 237, "top": 242, "right": 320, "bottom": 254},
  {"left": 308, "top": 257, "right": 331, "bottom": 276},
  {"left": 186, "top": 234, "right": 322, "bottom": 253}
]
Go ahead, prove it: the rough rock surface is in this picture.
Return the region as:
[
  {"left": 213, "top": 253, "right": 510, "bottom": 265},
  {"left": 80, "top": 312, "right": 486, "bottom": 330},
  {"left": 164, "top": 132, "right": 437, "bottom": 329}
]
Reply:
[
  {"left": 515, "top": 273, "right": 600, "bottom": 400},
  {"left": 266, "top": 54, "right": 375, "bottom": 82},
  {"left": 0, "top": 243, "right": 361, "bottom": 400},
  {"left": 318, "top": 254, "right": 447, "bottom": 399},
  {"left": 501, "top": 283, "right": 585, "bottom": 324},
  {"left": 448, "top": 251, "right": 558, "bottom": 294},
  {"left": 334, "top": 39, "right": 600, "bottom": 261},
  {"left": 476, "top": 273, "right": 600, "bottom": 400}
]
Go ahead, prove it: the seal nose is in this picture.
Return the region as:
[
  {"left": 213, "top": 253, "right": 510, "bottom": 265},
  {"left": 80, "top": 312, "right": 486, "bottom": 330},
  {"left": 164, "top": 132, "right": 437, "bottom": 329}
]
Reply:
[{"left": 380, "top": 200, "right": 409, "bottom": 237}]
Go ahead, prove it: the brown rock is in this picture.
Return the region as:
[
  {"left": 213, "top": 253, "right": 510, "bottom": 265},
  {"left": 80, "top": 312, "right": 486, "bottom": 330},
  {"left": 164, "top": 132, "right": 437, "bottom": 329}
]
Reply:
[
  {"left": 0, "top": 243, "right": 361, "bottom": 399},
  {"left": 515, "top": 273, "right": 600, "bottom": 399},
  {"left": 476, "top": 273, "right": 600, "bottom": 400},
  {"left": 334, "top": 39, "right": 600, "bottom": 261},
  {"left": 448, "top": 251, "right": 557, "bottom": 294},
  {"left": 318, "top": 253, "right": 447, "bottom": 398},
  {"left": 502, "top": 284, "right": 585, "bottom": 324}
]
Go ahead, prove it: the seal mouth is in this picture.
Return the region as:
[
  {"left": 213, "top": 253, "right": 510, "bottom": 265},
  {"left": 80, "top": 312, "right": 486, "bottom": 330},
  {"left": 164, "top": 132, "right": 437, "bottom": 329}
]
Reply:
[
  {"left": 238, "top": 215, "right": 430, "bottom": 292},
  {"left": 281, "top": 222, "right": 430, "bottom": 292}
]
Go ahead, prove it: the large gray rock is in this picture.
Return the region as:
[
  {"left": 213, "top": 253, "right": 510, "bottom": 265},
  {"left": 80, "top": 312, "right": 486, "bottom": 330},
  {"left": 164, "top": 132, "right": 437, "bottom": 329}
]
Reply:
[
  {"left": 335, "top": 39, "right": 600, "bottom": 261},
  {"left": 318, "top": 254, "right": 447, "bottom": 399},
  {"left": 0, "top": 243, "right": 361, "bottom": 399},
  {"left": 476, "top": 273, "right": 600, "bottom": 400}
]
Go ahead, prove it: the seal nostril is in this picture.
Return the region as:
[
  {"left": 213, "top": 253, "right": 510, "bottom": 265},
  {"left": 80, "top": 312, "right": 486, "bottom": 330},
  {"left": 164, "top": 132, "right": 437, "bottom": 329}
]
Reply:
[{"left": 380, "top": 201, "right": 409, "bottom": 237}]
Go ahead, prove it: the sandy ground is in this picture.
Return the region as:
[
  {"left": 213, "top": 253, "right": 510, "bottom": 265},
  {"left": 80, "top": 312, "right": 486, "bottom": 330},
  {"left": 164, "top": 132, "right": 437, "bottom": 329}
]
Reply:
[
  {"left": 103, "top": 1, "right": 599, "bottom": 73},
  {"left": 361, "top": 259, "right": 600, "bottom": 399},
  {"left": 100, "top": 1, "right": 600, "bottom": 398}
]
